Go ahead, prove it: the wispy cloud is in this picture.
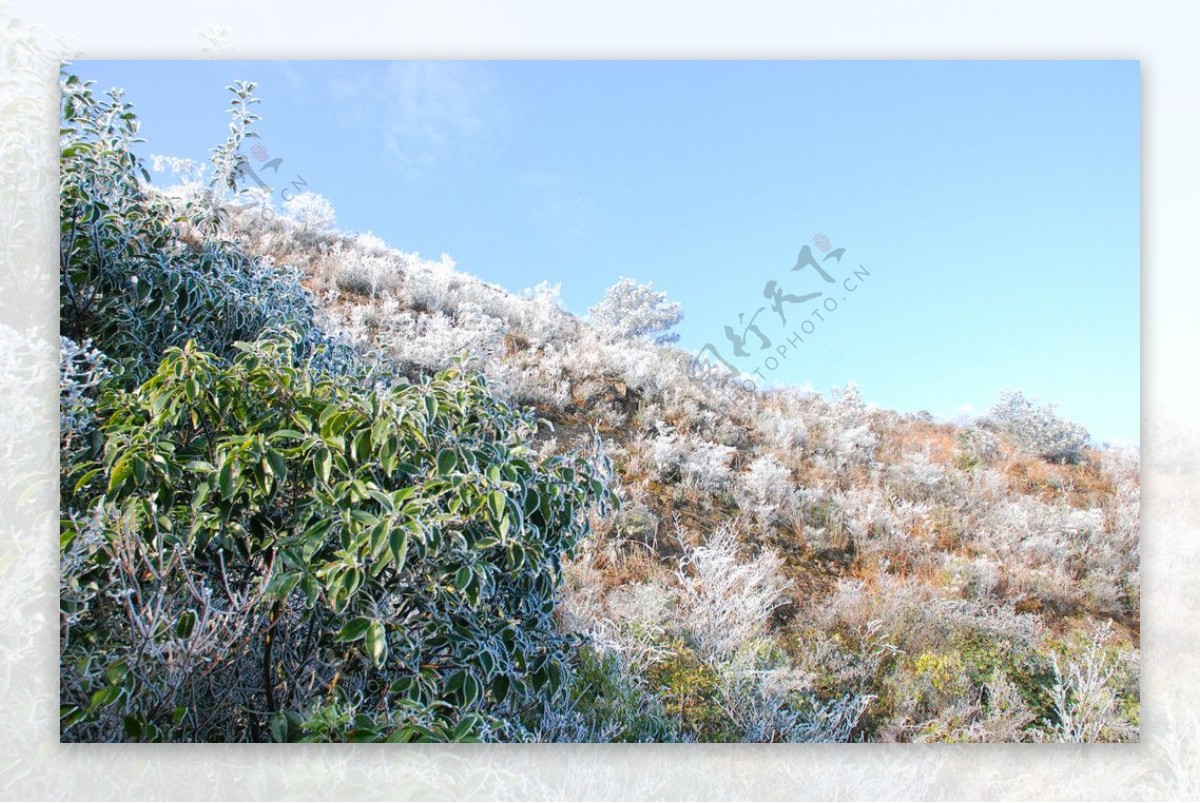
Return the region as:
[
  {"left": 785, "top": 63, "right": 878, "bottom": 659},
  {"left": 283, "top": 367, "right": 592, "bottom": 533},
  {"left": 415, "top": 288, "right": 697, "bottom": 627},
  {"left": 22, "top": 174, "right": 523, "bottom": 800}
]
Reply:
[
  {"left": 266, "top": 60, "right": 314, "bottom": 102},
  {"left": 328, "top": 61, "right": 500, "bottom": 180}
]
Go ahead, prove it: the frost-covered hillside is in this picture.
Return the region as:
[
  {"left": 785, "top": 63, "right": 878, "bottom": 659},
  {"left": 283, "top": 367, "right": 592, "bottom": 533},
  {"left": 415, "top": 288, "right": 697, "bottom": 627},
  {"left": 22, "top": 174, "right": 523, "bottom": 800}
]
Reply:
[
  {"left": 231, "top": 188, "right": 1140, "bottom": 743},
  {"left": 60, "top": 75, "right": 1139, "bottom": 743}
]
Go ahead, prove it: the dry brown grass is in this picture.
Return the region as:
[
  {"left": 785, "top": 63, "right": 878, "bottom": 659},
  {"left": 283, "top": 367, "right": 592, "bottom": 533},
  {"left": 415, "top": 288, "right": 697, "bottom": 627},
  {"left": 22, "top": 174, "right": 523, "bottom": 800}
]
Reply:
[
  {"left": 875, "top": 419, "right": 960, "bottom": 467},
  {"left": 1001, "top": 447, "right": 1115, "bottom": 507}
]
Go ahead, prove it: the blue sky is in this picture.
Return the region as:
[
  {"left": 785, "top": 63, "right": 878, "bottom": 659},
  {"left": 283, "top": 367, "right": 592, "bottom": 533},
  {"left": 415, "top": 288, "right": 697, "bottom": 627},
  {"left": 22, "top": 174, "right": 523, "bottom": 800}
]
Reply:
[{"left": 72, "top": 60, "right": 1140, "bottom": 443}]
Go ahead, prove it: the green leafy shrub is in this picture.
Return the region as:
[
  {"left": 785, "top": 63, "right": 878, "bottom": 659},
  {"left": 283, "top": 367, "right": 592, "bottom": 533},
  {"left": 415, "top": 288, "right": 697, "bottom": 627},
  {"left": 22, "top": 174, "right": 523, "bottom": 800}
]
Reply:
[{"left": 61, "top": 334, "right": 613, "bottom": 741}]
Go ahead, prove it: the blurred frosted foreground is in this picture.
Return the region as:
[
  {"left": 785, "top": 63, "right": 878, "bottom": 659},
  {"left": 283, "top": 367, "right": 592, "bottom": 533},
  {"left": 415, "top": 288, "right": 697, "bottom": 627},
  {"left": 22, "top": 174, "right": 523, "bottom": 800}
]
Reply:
[{"left": 53, "top": 71, "right": 1142, "bottom": 746}]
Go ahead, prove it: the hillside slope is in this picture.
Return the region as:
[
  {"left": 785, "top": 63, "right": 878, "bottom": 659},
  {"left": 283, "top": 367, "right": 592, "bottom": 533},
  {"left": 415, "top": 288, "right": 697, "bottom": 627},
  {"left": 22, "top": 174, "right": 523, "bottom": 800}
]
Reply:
[{"left": 231, "top": 196, "right": 1140, "bottom": 743}]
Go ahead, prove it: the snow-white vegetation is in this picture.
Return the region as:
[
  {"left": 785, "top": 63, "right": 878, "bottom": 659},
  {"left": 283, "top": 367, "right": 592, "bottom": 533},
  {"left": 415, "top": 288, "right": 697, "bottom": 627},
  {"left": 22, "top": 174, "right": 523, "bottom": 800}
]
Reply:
[
  {"left": 984, "top": 389, "right": 1091, "bottom": 464},
  {"left": 282, "top": 191, "right": 337, "bottom": 233},
  {"left": 589, "top": 276, "right": 684, "bottom": 345}
]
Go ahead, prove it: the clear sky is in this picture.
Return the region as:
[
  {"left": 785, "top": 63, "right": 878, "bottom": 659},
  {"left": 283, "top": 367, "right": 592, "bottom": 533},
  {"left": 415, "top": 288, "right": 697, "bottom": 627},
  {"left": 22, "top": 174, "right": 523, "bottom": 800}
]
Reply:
[{"left": 71, "top": 60, "right": 1140, "bottom": 444}]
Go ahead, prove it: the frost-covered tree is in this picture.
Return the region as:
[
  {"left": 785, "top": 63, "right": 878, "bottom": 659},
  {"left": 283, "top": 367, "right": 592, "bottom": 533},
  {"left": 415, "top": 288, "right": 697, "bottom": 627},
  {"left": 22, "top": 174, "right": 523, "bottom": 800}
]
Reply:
[
  {"left": 985, "top": 389, "right": 1089, "bottom": 464},
  {"left": 283, "top": 191, "right": 337, "bottom": 232},
  {"left": 589, "top": 277, "right": 683, "bottom": 345}
]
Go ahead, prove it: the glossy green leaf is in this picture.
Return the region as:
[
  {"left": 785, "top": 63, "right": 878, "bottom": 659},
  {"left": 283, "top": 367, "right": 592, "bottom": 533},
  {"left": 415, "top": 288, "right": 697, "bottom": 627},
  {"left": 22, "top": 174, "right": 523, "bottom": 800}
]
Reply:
[
  {"left": 365, "top": 620, "right": 387, "bottom": 667},
  {"left": 336, "top": 617, "right": 371, "bottom": 642},
  {"left": 388, "top": 526, "right": 409, "bottom": 572}
]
